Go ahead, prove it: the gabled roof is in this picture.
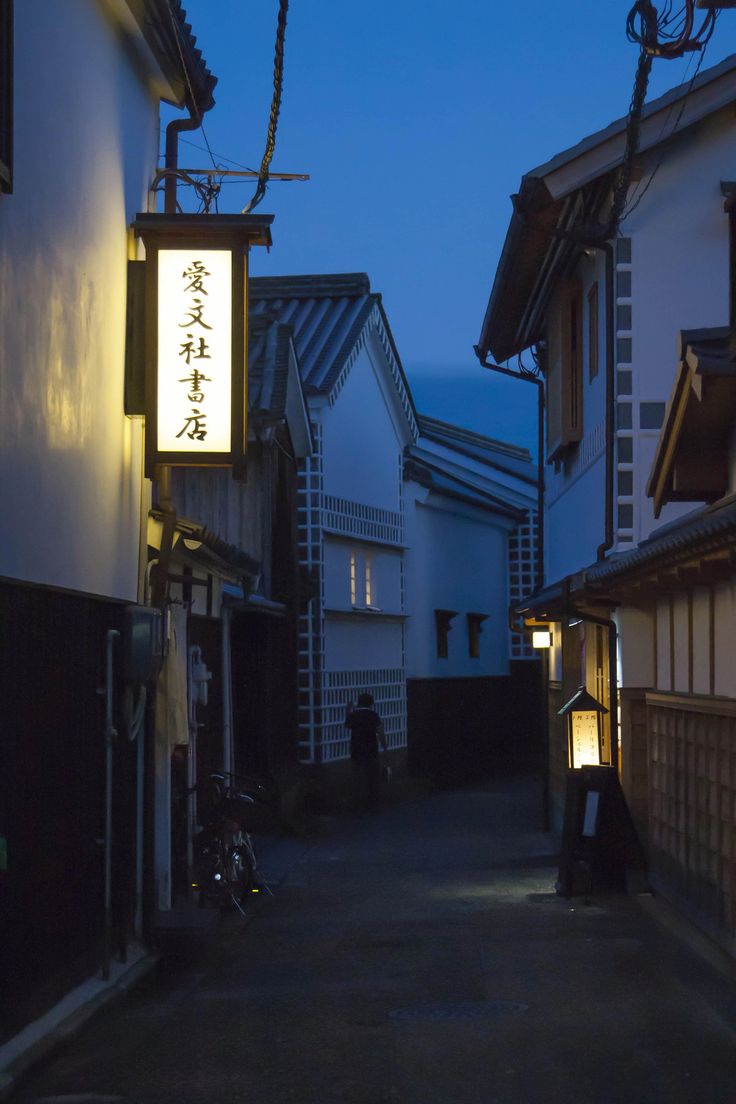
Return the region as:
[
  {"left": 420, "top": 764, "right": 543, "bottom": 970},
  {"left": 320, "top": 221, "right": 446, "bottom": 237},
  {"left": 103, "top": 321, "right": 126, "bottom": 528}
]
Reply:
[
  {"left": 249, "top": 273, "right": 419, "bottom": 436},
  {"left": 249, "top": 274, "right": 376, "bottom": 397},
  {"left": 479, "top": 53, "right": 736, "bottom": 363},
  {"left": 416, "top": 414, "right": 537, "bottom": 486}
]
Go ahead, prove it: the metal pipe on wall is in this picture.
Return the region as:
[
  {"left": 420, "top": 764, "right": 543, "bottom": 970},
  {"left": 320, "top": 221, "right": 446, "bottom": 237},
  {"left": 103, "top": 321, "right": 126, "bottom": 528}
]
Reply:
[
  {"left": 473, "top": 348, "right": 545, "bottom": 592},
  {"left": 102, "top": 628, "right": 120, "bottom": 981}
]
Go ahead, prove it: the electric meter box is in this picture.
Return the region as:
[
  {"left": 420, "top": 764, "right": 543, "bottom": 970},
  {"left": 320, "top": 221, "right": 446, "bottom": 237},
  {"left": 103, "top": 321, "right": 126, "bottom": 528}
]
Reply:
[{"left": 121, "top": 605, "right": 165, "bottom": 683}]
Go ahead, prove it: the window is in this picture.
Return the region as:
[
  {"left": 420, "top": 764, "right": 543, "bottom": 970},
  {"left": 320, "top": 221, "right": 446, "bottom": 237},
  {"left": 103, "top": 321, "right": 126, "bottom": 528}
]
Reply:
[
  {"left": 0, "top": 1, "right": 11, "bottom": 194},
  {"left": 467, "top": 613, "right": 488, "bottom": 659},
  {"left": 588, "top": 283, "right": 599, "bottom": 382},
  {"left": 545, "top": 280, "right": 583, "bottom": 461},
  {"left": 365, "top": 555, "right": 374, "bottom": 607},
  {"left": 350, "top": 550, "right": 379, "bottom": 609},
  {"left": 435, "top": 609, "right": 457, "bottom": 659}
]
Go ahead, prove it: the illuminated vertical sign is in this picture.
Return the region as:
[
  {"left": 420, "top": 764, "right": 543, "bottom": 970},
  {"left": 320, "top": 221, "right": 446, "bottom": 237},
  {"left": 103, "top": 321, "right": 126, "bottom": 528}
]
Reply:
[
  {"left": 157, "top": 249, "right": 232, "bottom": 455},
  {"left": 569, "top": 710, "right": 602, "bottom": 769},
  {"left": 134, "top": 213, "right": 274, "bottom": 480}
]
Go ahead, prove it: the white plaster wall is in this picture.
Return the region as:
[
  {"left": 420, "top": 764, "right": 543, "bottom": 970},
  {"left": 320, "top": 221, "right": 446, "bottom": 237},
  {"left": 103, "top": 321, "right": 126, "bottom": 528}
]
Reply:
[
  {"left": 656, "top": 599, "right": 671, "bottom": 691},
  {"left": 692, "top": 587, "right": 711, "bottom": 696},
  {"left": 672, "top": 593, "right": 689, "bottom": 693},
  {"left": 544, "top": 108, "right": 735, "bottom": 582},
  {"left": 615, "top": 606, "right": 655, "bottom": 689},
  {"left": 321, "top": 344, "right": 404, "bottom": 513},
  {"left": 0, "top": 0, "right": 159, "bottom": 599},
  {"left": 323, "top": 539, "right": 402, "bottom": 613},
  {"left": 324, "top": 617, "right": 403, "bottom": 672},
  {"left": 545, "top": 456, "right": 606, "bottom": 582},
  {"left": 625, "top": 111, "right": 734, "bottom": 544},
  {"left": 404, "top": 490, "right": 513, "bottom": 679},
  {"left": 713, "top": 580, "right": 736, "bottom": 698}
]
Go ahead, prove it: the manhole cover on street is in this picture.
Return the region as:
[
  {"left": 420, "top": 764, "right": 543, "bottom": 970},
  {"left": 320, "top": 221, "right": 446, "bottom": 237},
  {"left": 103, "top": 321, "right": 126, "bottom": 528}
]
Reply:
[{"left": 389, "top": 999, "right": 528, "bottom": 1022}]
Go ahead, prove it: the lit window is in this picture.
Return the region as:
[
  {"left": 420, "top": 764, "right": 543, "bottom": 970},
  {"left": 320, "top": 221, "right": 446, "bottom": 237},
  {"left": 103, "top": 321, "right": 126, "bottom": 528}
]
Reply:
[
  {"left": 350, "top": 553, "right": 357, "bottom": 606},
  {"left": 365, "top": 556, "right": 374, "bottom": 607}
]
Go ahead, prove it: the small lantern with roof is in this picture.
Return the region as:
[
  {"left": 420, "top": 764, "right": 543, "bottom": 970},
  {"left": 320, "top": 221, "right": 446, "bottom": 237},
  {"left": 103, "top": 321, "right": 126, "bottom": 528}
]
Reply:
[{"left": 559, "top": 686, "right": 608, "bottom": 770}]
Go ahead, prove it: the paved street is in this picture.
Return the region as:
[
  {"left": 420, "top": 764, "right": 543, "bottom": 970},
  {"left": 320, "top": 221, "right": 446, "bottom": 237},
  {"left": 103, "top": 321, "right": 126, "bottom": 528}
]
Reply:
[{"left": 10, "top": 776, "right": 736, "bottom": 1104}]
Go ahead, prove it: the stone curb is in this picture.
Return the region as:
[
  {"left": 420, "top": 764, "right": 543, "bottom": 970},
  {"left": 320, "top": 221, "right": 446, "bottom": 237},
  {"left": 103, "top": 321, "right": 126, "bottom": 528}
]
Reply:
[{"left": 0, "top": 948, "right": 158, "bottom": 1102}]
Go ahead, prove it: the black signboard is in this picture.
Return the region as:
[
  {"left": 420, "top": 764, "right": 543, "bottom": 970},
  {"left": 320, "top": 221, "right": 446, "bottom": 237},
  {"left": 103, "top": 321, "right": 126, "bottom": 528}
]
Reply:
[{"left": 557, "top": 766, "right": 645, "bottom": 898}]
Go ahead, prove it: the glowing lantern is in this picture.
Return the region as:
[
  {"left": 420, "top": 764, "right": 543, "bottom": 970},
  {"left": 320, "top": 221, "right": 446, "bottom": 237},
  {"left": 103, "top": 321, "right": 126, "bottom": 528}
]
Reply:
[
  {"left": 134, "top": 213, "right": 272, "bottom": 479},
  {"left": 559, "top": 686, "right": 608, "bottom": 770}
]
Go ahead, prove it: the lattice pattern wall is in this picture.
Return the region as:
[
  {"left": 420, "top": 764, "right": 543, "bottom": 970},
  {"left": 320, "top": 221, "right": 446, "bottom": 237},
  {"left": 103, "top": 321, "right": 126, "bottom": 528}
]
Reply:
[
  {"left": 322, "top": 494, "right": 403, "bottom": 545},
  {"left": 322, "top": 668, "right": 407, "bottom": 763},
  {"left": 648, "top": 702, "right": 736, "bottom": 941},
  {"left": 297, "top": 424, "right": 325, "bottom": 764},
  {"left": 508, "top": 509, "right": 538, "bottom": 660}
]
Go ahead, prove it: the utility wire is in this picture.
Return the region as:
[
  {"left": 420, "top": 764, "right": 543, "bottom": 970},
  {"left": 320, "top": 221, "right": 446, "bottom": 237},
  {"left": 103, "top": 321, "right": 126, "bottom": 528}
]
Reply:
[
  {"left": 243, "top": 0, "right": 289, "bottom": 214},
  {"left": 622, "top": 34, "right": 714, "bottom": 221},
  {"left": 626, "top": 0, "right": 716, "bottom": 58}
]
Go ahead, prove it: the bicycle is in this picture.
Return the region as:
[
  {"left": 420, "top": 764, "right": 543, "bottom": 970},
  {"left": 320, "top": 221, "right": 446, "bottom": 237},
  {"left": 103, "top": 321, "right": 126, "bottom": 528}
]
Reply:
[{"left": 191, "top": 772, "right": 273, "bottom": 916}]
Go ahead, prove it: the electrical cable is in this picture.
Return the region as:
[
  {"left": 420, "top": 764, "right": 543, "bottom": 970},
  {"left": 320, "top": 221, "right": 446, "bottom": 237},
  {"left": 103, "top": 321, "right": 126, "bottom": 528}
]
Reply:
[
  {"left": 626, "top": 0, "right": 716, "bottom": 58},
  {"left": 622, "top": 31, "right": 715, "bottom": 219},
  {"left": 243, "top": 0, "right": 289, "bottom": 214}
]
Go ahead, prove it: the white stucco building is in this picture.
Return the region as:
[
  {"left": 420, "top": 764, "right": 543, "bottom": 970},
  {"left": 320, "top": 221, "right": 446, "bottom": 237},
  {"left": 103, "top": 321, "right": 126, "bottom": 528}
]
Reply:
[
  {"left": 250, "top": 274, "right": 541, "bottom": 784},
  {"left": 404, "top": 416, "right": 539, "bottom": 781},
  {"left": 250, "top": 274, "right": 418, "bottom": 772},
  {"left": 479, "top": 53, "right": 736, "bottom": 950},
  {"left": 0, "top": 0, "right": 216, "bottom": 1043}
]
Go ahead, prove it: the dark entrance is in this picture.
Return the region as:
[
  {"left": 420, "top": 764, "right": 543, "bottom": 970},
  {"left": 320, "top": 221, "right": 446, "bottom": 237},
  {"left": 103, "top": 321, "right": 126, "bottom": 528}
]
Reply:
[{"left": 230, "top": 610, "right": 297, "bottom": 783}]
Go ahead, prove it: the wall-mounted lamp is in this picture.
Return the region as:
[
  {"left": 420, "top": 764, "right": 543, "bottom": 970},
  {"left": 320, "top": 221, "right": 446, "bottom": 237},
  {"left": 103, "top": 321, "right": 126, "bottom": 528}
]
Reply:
[{"left": 531, "top": 629, "right": 552, "bottom": 649}]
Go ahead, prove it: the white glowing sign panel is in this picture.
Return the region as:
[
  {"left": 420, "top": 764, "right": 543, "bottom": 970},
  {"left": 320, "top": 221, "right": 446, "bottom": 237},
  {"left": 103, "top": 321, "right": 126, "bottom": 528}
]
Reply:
[
  {"left": 570, "top": 710, "right": 601, "bottom": 769},
  {"left": 157, "top": 249, "right": 232, "bottom": 454}
]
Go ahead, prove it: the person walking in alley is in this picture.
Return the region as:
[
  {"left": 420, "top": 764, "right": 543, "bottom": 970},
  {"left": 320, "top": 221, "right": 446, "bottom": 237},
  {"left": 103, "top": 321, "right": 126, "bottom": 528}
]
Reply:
[{"left": 346, "top": 693, "right": 386, "bottom": 814}]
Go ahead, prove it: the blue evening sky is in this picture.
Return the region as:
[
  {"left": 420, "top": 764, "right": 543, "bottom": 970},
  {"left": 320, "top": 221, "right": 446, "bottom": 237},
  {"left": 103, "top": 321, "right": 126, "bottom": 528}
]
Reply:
[{"left": 167, "top": 2, "right": 734, "bottom": 457}]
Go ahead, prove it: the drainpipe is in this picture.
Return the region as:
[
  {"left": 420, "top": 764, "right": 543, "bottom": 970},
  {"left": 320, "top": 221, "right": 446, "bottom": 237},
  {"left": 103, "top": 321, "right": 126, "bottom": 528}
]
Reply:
[
  {"left": 164, "top": 110, "right": 202, "bottom": 216},
  {"left": 101, "top": 628, "right": 120, "bottom": 980},
  {"left": 473, "top": 349, "right": 544, "bottom": 592}
]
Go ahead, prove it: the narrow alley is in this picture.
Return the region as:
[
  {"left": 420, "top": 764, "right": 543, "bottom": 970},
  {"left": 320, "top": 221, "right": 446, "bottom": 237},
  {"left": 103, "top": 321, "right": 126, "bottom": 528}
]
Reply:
[{"left": 9, "top": 777, "right": 736, "bottom": 1104}]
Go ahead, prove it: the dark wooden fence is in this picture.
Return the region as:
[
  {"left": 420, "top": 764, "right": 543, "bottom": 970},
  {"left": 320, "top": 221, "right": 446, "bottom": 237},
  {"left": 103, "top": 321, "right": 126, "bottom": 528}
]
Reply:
[{"left": 0, "top": 579, "right": 135, "bottom": 1042}]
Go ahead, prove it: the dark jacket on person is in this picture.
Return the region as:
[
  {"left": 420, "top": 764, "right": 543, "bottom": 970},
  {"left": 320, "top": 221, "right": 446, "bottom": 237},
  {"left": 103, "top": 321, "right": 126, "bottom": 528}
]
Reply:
[{"left": 346, "top": 707, "right": 382, "bottom": 761}]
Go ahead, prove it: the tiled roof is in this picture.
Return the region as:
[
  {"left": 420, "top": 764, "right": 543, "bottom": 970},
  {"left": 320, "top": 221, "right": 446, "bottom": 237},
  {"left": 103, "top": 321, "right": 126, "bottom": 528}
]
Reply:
[
  {"left": 416, "top": 414, "right": 537, "bottom": 486},
  {"left": 137, "top": 1, "right": 217, "bottom": 110},
  {"left": 248, "top": 314, "right": 292, "bottom": 421},
  {"left": 404, "top": 455, "right": 527, "bottom": 522},
  {"left": 249, "top": 274, "right": 377, "bottom": 398},
  {"left": 585, "top": 494, "right": 736, "bottom": 586}
]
